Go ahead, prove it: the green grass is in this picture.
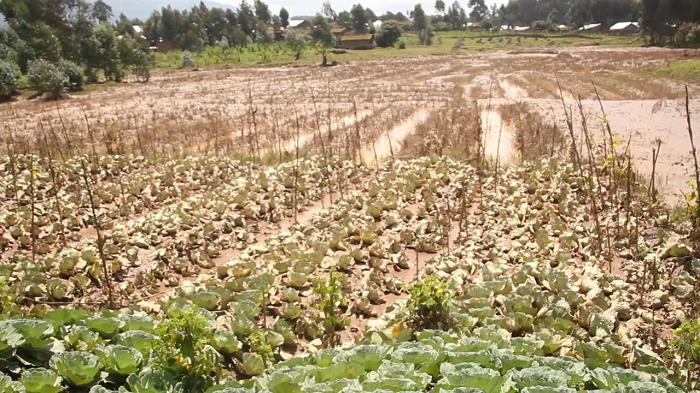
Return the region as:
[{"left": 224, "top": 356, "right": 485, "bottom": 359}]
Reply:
[
  {"left": 653, "top": 59, "right": 700, "bottom": 81},
  {"left": 153, "top": 31, "right": 643, "bottom": 70}
]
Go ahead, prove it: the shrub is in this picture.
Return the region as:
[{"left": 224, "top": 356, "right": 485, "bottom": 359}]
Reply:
[
  {"left": 419, "top": 25, "right": 435, "bottom": 46},
  {"left": 675, "top": 23, "right": 700, "bottom": 46},
  {"left": 217, "top": 36, "right": 230, "bottom": 50},
  {"left": 285, "top": 29, "right": 309, "bottom": 60},
  {"left": 180, "top": 51, "right": 197, "bottom": 68},
  {"left": 405, "top": 275, "right": 453, "bottom": 330},
  {"left": 398, "top": 38, "right": 407, "bottom": 49},
  {"left": 58, "top": 60, "right": 84, "bottom": 91},
  {"left": 0, "top": 59, "right": 21, "bottom": 98},
  {"left": 532, "top": 20, "right": 559, "bottom": 33},
  {"left": 375, "top": 20, "right": 404, "bottom": 48},
  {"left": 27, "top": 59, "right": 67, "bottom": 99}
]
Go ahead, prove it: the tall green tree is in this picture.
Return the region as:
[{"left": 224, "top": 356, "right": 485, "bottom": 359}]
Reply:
[
  {"left": 641, "top": 0, "right": 670, "bottom": 45},
  {"left": 80, "top": 23, "right": 119, "bottom": 82},
  {"left": 238, "top": 1, "right": 256, "bottom": 36},
  {"left": 322, "top": 1, "right": 336, "bottom": 20},
  {"left": 468, "top": 0, "right": 488, "bottom": 21},
  {"left": 92, "top": 0, "right": 113, "bottom": 23},
  {"left": 279, "top": 7, "right": 289, "bottom": 28},
  {"left": 311, "top": 14, "right": 336, "bottom": 65},
  {"left": 350, "top": 4, "right": 368, "bottom": 32},
  {"left": 435, "top": 0, "right": 446, "bottom": 14},
  {"left": 254, "top": 0, "right": 271, "bottom": 23},
  {"left": 413, "top": 4, "right": 428, "bottom": 31},
  {"left": 337, "top": 11, "right": 353, "bottom": 29}
]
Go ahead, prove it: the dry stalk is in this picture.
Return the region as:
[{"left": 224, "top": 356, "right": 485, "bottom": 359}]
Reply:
[
  {"left": 576, "top": 96, "right": 603, "bottom": 257},
  {"left": 79, "top": 157, "right": 116, "bottom": 310}
]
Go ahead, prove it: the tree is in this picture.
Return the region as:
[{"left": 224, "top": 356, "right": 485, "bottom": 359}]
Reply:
[
  {"left": 641, "top": 0, "right": 670, "bottom": 45},
  {"left": 27, "top": 59, "right": 67, "bottom": 100},
  {"left": 254, "top": 0, "right": 271, "bottom": 23},
  {"left": 468, "top": 0, "right": 488, "bottom": 22},
  {"left": 280, "top": 7, "right": 289, "bottom": 28},
  {"left": 285, "top": 28, "right": 308, "bottom": 59},
  {"left": 413, "top": 4, "right": 428, "bottom": 31},
  {"left": 447, "top": 1, "right": 463, "bottom": 28},
  {"left": 337, "top": 11, "right": 353, "bottom": 29},
  {"left": 92, "top": 0, "right": 113, "bottom": 23},
  {"left": 435, "top": 0, "right": 446, "bottom": 14},
  {"left": 80, "top": 23, "right": 120, "bottom": 82},
  {"left": 375, "top": 20, "right": 403, "bottom": 47},
  {"left": 255, "top": 20, "right": 273, "bottom": 43},
  {"left": 0, "top": 59, "right": 21, "bottom": 98},
  {"left": 322, "top": 1, "right": 336, "bottom": 20},
  {"left": 351, "top": 4, "right": 368, "bottom": 33},
  {"left": 547, "top": 8, "right": 560, "bottom": 23},
  {"left": 365, "top": 8, "right": 377, "bottom": 22},
  {"left": 238, "top": 1, "right": 257, "bottom": 36},
  {"left": 311, "top": 14, "right": 336, "bottom": 66}
]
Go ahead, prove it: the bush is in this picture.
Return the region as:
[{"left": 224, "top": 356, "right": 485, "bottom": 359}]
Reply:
[
  {"left": 675, "top": 23, "right": 700, "bottom": 46},
  {"left": 419, "top": 26, "right": 435, "bottom": 46},
  {"left": 58, "top": 60, "right": 84, "bottom": 91},
  {"left": 27, "top": 59, "right": 67, "bottom": 99},
  {"left": 180, "top": 51, "right": 197, "bottom": 68},
  {"left": 398, "top": 38, "right": 407, "bottom": 49},
  {"left": 532, "top": 20, "right": 559, "bottom": 33},
  {"left": 405, "top": 275, "right": 453, "bottom": 330},
  {"left": 0, "top": 59, "right": 21, "bottom": 97},
  {"left": 375, "top": 20, "right": 404, "bottom": 48}
]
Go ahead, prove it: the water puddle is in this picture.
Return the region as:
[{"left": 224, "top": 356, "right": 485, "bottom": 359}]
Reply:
[
  {"left": 361, "top": 109, "right": 430, "bottom": 165},
  {"left": 481, "top": 110, "right": 517, "bottom": 165},
  {"left": 499, "top": 79, "right": 528, "bottom": 101},
  {"left": 280, "top": 110, "right": 373, "bottom": 153}
]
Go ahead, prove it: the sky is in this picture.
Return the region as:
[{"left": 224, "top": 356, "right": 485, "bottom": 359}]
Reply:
[{"left": 206, "top": 0, "right": 508, "bottom": 17}]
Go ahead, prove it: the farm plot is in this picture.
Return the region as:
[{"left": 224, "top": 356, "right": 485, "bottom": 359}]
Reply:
[{"left": 0, "top": 46, "right": 697, "bottom": 392}]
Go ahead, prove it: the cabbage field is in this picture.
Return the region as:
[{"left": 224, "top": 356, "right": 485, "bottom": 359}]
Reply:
[{"left": 0, "top": 149, "right": 698, "bottom": 393}]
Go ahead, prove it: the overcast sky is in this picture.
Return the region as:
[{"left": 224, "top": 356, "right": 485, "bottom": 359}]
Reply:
[{"left": 208, "top": 0, "right": 508, "bottom": 17}]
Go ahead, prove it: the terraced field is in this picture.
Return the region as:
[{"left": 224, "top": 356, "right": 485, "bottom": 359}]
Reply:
[{"left": 0, "top": 46, "right": 698, "bottom": 393}]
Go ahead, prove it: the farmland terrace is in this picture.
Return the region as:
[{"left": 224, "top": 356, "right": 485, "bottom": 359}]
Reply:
[{"left": 0, "top": 45, "right": 699, "bottom": 392}]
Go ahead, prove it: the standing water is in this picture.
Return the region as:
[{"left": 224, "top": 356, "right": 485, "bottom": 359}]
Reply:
[{"left": 481, "top": 109, "right": 517, "bottom": 165}]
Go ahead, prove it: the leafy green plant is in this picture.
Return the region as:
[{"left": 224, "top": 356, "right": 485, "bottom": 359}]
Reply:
[
  {"left": 96, "top": 344, "right": 144, "bottom": 376},
  {"left": 405, "top": 275, "right": 453, "bottom": 330},
  {"left": 27, "top": 60, "right": 67, "bottom": 100},
  {"left": 150, "top": 304, "right": 219, "bottom": 391},
  {"left": 49, "top": 351, "right": 102, "bottom": 387},
  {"left": 311, "top": 268, "right": 349, "bottom": 348},
  {"left": 244, "top": 330, "right": 274, "bottom": 367},
  {"left": 21, "top": 368, "right": 64, "bottom": 393},
  {"left": 668, "top": 318, "right": 700, "bottom": 389}
]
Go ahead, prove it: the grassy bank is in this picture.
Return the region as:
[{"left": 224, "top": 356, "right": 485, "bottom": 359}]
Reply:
[
  {"left": 653, "top": 59, "right": 700, "bottom": 81},
  {"left": 154, "top": 31, "right": 642, "bottom": 69}
]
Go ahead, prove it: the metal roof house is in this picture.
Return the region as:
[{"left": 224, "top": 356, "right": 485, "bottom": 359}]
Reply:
[
  {"left": 339, "top": 33, "right": 374, "bottom": 50},
  {"left": 287, "top": 19, "right": 311, "bottom": 29},
  {"left": 609, "top": 22, "right": 639, "bottom": 35},
  {"left": 514, "top": 26, "right": 532, "bottom": 32},
  {"left": 579, "top": 23, "right": 602, "bottom": 33}
]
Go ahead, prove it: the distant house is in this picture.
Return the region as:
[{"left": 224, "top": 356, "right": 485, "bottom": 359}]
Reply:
[
  {"left": 609, "top": 22, "right": 639, "bottom": 35},
  {"left": 501, "top": 25, "right": 511, "bottom": 31},
  {"left": 514, "top": 26, "right": 532, "bottom": 32},
  {"left": 579, "top": 23, "right": 603, "bottom": 33},
  {"left": 331, "top": 26, "right": 352, "bottom": 38},
  {"left": 339, "top": 33, "right": 374, "bottom": 50},
  {"left": 153, "top": 40, "right": 174, "bottom": 53},
  {"left": 287, "top": 19, "right": 311, "bottom": 30}
]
